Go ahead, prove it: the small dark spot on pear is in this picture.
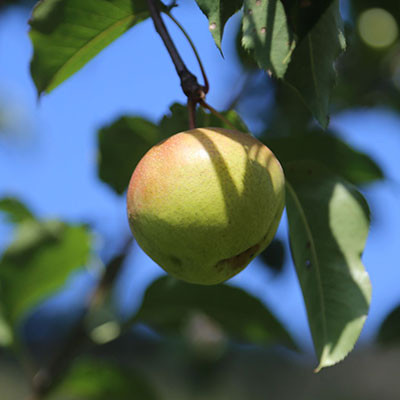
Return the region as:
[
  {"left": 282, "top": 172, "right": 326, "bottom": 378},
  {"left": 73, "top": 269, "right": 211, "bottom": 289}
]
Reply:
[{"left": 216, "top": 243, "right": 260, "bottom": 271}]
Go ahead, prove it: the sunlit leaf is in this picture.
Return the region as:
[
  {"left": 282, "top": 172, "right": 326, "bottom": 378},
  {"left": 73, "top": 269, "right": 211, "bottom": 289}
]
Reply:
[
  {"left": 284, "top": 0, "right": 345, "bottom": 128},
  {"left": 0, "top": 220, "right": 91, "bottom": 326},
  {"left": 195, "top": 0, "right": 243, "bottom": 50},
  {"left": 242, "top": 0, "right": 295, "bottom": 78},
  {"left": 265, "top": 131, "right": 384, "bottom": 185},
  {"left": 0, "top": 197, "right": 35, "bottom": 224},
  {"left": 0, "top": 307, "right": 12, "bottom": 347},
  {"left": 285, "top": 160, "right": 371, "bottom": 370},
  {"left": 134, "top": 277, "right": 296, "bottom": 350},
  {"left": 29, "top": 0, "right": 149, "bottom": 94}
]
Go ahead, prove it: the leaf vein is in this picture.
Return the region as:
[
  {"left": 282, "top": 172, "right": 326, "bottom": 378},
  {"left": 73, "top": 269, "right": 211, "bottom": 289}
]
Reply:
[{"left": 286, "top": 182, "right": 328, "bottom": 344}]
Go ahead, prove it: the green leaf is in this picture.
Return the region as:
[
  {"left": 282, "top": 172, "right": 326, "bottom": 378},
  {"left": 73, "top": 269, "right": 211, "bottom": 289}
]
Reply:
[
  {"left": 97, "top": 103, "right": 248, "bottom": 195},
  {"left": 29, "top": 0, "right": 149, "bottom": 95},
  {"left": 0, "top": 197, "right": 35, "bottom": 224},
  {"left": 377, "top": 306, "right": 400, "bottom": 346},
  {"left": 258, "top": 238, "right": 285, "bottom": 274},
  {"left": 195, "top": 0, "right": 243, "bottom": 50},
  {"left": 285, "top": 161, "right": 371, "bottom": 370},
  {"left": 134, "top": 277, "right": 296, "bottom": 350},
  {"left": 160, "top": 103, "right": 249, "bottom": 136},
  {"left": 98, "top": 117, "right": 162, "bottom": 195},
  {"left": 284, "top": 0, "right": 346, "bottom": 128},
  {"left": 0, "top": 220, "right": 91, "bottom": 326},
  {"left": 49, "top": 358, "right": 157, "bottom": 400},
  {"left": 265, "top": 131, "right": 384, "bottom": 185},
  {"left": 242, "top": 0, "right": 295, "bottom": 77},
  {"left": 0, "top": 307, "right": 12, "bottom": 347}
]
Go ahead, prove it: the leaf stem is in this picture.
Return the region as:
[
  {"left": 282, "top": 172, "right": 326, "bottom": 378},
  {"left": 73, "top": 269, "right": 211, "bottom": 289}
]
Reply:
[{"left": 199, "top": 100, "right": 238, "bottom": 131}]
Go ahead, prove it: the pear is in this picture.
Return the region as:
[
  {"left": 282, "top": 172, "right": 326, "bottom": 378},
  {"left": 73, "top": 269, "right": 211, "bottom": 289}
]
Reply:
[{"left": 127, "top": 127, "right": 285, "bottom": 285}]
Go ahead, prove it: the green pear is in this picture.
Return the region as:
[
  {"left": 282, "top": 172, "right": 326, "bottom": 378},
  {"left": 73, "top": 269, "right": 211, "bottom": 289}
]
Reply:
[{"left": 127, "top": 127, "right": 285, "bottom": 285}]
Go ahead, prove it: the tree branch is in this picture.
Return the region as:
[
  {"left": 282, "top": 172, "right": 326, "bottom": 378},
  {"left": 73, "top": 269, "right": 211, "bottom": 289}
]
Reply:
[
  {"left": 146, "top": 0, "right": 206, "bottom": 103},
  {"left": 30, "top": 237, "right": 134, "bottom": 399}
]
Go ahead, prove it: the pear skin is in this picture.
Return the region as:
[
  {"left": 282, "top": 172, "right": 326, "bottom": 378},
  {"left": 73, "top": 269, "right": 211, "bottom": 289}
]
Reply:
[{"left": 127, "top": 128, "right": 285, "bottom": 285}]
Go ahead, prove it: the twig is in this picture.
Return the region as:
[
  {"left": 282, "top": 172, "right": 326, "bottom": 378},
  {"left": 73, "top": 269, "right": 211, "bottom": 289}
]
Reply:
[
  {"left": 30, "top": 237, "right": 134, "bottom": 399},
  {"left": 146, "top": 0, "right": 206, "bottom": 102},
  {"left": 165, "top": 10, "right": 209, "bottom": 94}
]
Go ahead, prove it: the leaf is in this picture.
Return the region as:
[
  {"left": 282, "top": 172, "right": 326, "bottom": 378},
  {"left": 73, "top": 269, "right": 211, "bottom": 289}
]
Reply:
[
  {"left": 49, "top": 358, "right": 157, "bottom": 400},
  {"left": 265, "top": 131, "right": 384, "bottom": 185},
  {"left": 242, "top": 0, "right": 295, "bottom": 77},
  {"left": 29, "top": 0, "right": 149, "bottom": 95},
  {"left": 98, "top": 117, "right": 162, "bottom": 195},
  {"left": 283, "top": 0, "right": 334, "bottom": 40},
  {"left": 0, "top": 307, "right": 12, "bottom": 347},
  {"left": 0, "top": 220, "right": 91, "bottom": 326},
  {"left": 134, "top": 277, "right": 296, "bottom": 349},
  {"left": 377, "top": 306, "right": 400, "bottom": 346},
  {"left": 0, "top": 197, "right": 35, "bottom": 224},
  {"left": 195, "top": 0, "right": 243, "bottom": 50},
  {"left": 159, "top": 103, "right": 249, "bottom": 136},
  {"left": 258, "top": 238, "right": 285, "bottom": 274},
  {"left": 285, "top": 160, "right": 371, "bottom": 370},
  {"left": 97, "top": 103, "right": 248, "bottom": 195},
  {"left": 284, "top": 0, "right": 346, "bottom": 128}
]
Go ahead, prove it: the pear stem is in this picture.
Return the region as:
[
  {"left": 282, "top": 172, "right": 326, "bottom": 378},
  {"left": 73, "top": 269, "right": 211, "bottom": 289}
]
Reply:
[
  {"left": 188, "top": 98, "right": 197, "bottom": 129},
  {"left": 199, "top": 100, "right": 238, "bottom": 131}
]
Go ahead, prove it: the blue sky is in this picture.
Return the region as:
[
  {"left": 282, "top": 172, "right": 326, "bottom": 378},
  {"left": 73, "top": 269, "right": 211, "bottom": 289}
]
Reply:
[{"left": 1, "top": 2, "right": 400, "bottom": 352}]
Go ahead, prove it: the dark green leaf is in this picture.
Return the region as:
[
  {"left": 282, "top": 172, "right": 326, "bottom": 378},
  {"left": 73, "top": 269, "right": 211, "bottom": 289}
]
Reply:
[
  {"left": 377, "top": 306, "right": 400, "bottom": 346},
  {"left": 242, "top": 0, "right": 295, "bottom": 77},
  {"left": 285, "top": 160, "right": 371, "bottom": 370},
  {"left": 258, "top": 238, "right": 285, "bottom": 274},
  {"left": 0, "top": 197, "right": 35, "bottom": 224},
  {"left": 284, "top": 0, "right": 345, "bottom": 128},
  {"left": 29, "top": 0, "right": 149, "bottom": 95},
  {"left": 98, "top": 117, "right": 162, "bottom": 195},
  {"left": 98, "top": 103, "right": 248, "bottom": 195},
  {"left": 265, "top": 131, "right": 384, "bottom": 185},
  {"left": 159, "top": 103, "right": 249, "bottom": 136},
  {"left": 0, "top": 220, "right": 91, "bottom": 326},
  {"left": 49, "top": 358, "right": 157, "bottom": 400},
  {"left": 195, "top": 0, "right": 243, "bottom": 50},
  {"left": 134, "top": 277, "right": 296, "bottom": 350},
  {"left": 281, "top": 0, "right": 334, "bottom": 39}
]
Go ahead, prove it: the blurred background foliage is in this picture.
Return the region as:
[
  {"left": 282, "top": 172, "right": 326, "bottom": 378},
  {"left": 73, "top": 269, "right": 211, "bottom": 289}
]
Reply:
[{"left": 1, "top": 0, "right": 400, "bottom": 399}]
